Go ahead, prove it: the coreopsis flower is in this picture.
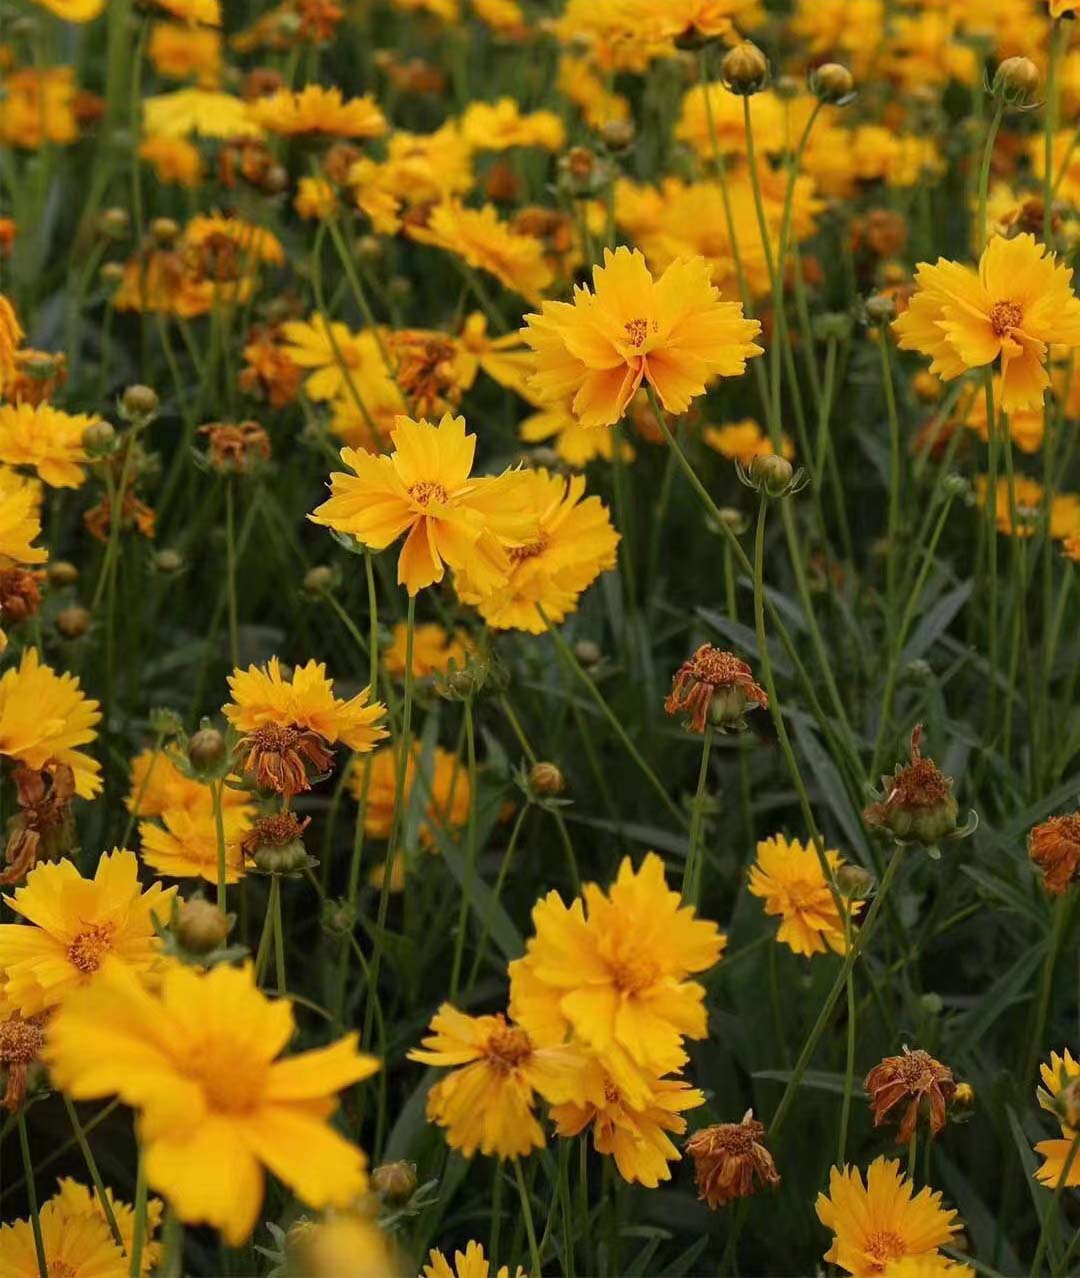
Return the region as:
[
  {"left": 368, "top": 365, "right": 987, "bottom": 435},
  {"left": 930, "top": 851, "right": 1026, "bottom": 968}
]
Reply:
[
  {"left": 664, "top": 645, "right": 767, "bottom": 734},
  {"left": 0, "top": 482, "right": 46, "bottom": 569},
  {"left": 310, "top": 413, "right": 533, "bottom": 596},
  {"left": 247, "top": 85, "right": 387, "bottom": 138},
  {"left": 0, "top": 1197, "right": 126, "bottom": 1278},
  {"left": 150, "top": 0, "right": 221, "bottom": 23},
  {"left": 0, "top": 1009, "right": 46, "bottom": 1111},
  {"left": 556, "top": 54, "right": 631, "bottom": 130},
  {"left": 423, "top": 1241, "right": 524, "bottom": 1278},
  {"left": 407, "top": 1004, "right": 585, "bottom": 1158},
  {"left": 138, "top": 134, "right": 204, "bottom": 186},
  {"left": 865, "top": 1048, "right": 957, "bottom": 1143},
  {"left": 524, "top": 247, "right": 762, "bottom": 429},
  {"left": 0, "top": 648, "right": 102, "bottom": 797},
  {"left": 242, "top": 810, "right": 311, "bottom": 874},
  {"left": 33, "top": 0, "right": 106, "bottom": 19},
  {"left": 975, "top": 476, "right": 1080, "bottom": 541},
  {"left": 1035, "top": 1049, "right": 1080, "bottom": 1188},
  {"left": 384, "top": 330, "right": 466, "bottom": 418},
  {"left": 790, "top": 0, "right": 884, "bottom": 76},
  {"left": 143, "top": 88, "right": 261, "bottom": 139},
  {"left": 125, "top": 749, "right": 247, "bottom": 818},
  {"left": 139, "top": 804, "right": 254, "bottom": 883},
  {"left": 295, "top": 177, "right": 338, "bottom": 220},
  {"left": 0, "top": 850, "right": 174, "bottom": 1015},
  {"left": 1, "top": 764, "right": 76, "bottom": 887},
  {"left": 456, "top": 312, "right": 534, "bottom": 398},
  {"left": 550, "top": 1055, "right": 705, "bottom": 1187},
  {"left": 1066, "top": 531, "right": 1080, "bottom": 563},
  {"left": 508, "top": 853, "right": 725, "bottom": 1103},
  {"left": 675, "top": 82, "right": 785, "bottom": 161},
  {"left": 199, "top": 420, "right": 271, "bottom": 474},
  {"left": 460, "top": 99, "right": 565, "bottom": 151},
  {"left": 748, "top": 835, "right": 862, "bottom": 957},
  {"left": 292, "top": 1212, "right": 405, "bottom": 1278},
  {"left": 455, "top": 468, "right": 620, "bottom": 633},
  {"left": 817, "top": 1160, "right": 969, "bottom": 1278},
  {"left": 0, "top": 293, "right": 24, "bottom": 389},
  {"left": 892, "top": 234, "right": 1080, "bottom": 414},
  {"left": 652, "top": 0, "right": 764, "bottom": 43},
  {"left": 183, "top": 213, "right": 284, "bottom": 274},
  {"left": 351, "top": 744, "right": 469, "bottom": 848},
  {"left": 704, "top": 419, "right": 794, "bottom": 466},
  {"left": 50, "top": 1179, "right": 163, "bottom": 1275},
  {"left": 961, "top": 375, "right": 1043, "bottom": 454},
  {"left": 472, "top": 0, "right": 529, "bottom": 37},
  {"left": 0, "top": 68, "right": 79, "bottom": 150},
  {"left": 239, "top": 323, "right": 303, "bottom": 406},
  {"left": 1029, "top": 812, "right": 1080, "bottom": 895},
  {"left": 407, "top": 202, "right": 555, "bottom": 302},
  {"left": 0, "top": 401, "right": 92, "bottom": 487},
  {"left": 45, "top": 961, "right": 378, "bottom": 1245},
  {"left": 224, "top": 657, "right": 387, "bottom": 796},
  {"left": 686, "top": 1112, "right": 780, "bottom": 1208},
  {"left": 384, "top": 621, "right": 471, "bottom": 679},
  {"left": 864, "top": 725, "right": 965, "bottom": 848},
  {"left": 519, "top": 400, "right": 630, "bottom": 468},
  {"left": 147, "top": 22, "right": 223, "bottom": 82}
]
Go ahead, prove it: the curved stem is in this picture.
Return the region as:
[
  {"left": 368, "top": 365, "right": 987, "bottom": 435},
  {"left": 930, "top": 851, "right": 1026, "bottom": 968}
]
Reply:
[
  {"left": 17, "top": 1112, "right": 47, "bottom": 1278},
  {"left": 682, "top": 726, "right": 714, "bottom": 905}
]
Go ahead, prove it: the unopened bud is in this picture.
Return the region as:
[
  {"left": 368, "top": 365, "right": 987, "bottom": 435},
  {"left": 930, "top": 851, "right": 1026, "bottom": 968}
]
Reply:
[
  {"left": 529, "top": 762, "right": 566, "bottom": 796},
  {"left": 263, "top": 164, "right": 289, "bottom": 195},
  {"left": 748, "top": 453, "right": 794, "bottom": 497},
  {"left": 720, "top": 41, "right": 770, "bottom": 96},
  {"left": 47, "top": 561, "right": 79, "bottom": 588},
  {"left": 150, "top": 216, "right": 180, "bottom": 245},
  {"left": 303, "top": 565, "right": 338, "bottom": 597},
  {"left": 993, "top": 57, "right": 1039, "bottom": 103},
  {"left": 174, "top": 896, "right": 231, "bottom": 954},
  {"left": 98, "top": 207, "right": 129, "bottom": 239},
  {"left": 187, "top": 727, "right": 227, "bottom": 776},
  {"left": 810, "top": 63, "right": 856, "bottom": 106},
  {"left": 865, "top": 292, "right": 896, "bottom": 324},
  {"left": 100, "top": 261, "right": 125, "bottom": 287},
  {"left": 574, "top": 639, "right": 601, "bottom": 667},
  {"left": 121, "top": 383, "right": 159, "bottom": 421},
  {"left": 154, "top": 548, "right": 184, "bottom": 575},
  {"left": 370, "top": 1161, "right": 417, "bottom": 1203},
  {"left": 835, "top": 864, "right": 874, "bottom": 900},
  {"left": 599, "top": 118, "right": 635, "bottom": 152},
  {"left": 82, "top": 420, "right": 116, "bottom": 455},
  {"left": 55, "top": 605, "right": 91, "bottom": 639}
]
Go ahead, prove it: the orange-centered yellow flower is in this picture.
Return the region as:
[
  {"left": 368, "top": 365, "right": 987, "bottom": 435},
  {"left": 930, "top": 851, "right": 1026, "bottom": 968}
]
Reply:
[
  {"left": 247, "top": 86, "right": 387, "bottom": 139},
  {"left": 892, "top": 233, "right": 1080, "bottom": 414},
  {"left": 523, "top": 246, "right": 762, "bottom": 428},
  {"left": 45, "top": 961, "right": 379, "bottom": 1245},
  {"left": 310, "top": 413, "right": 533, "bottom": 596},
  {"left": 748, "top": 834, "right": 862, "bottom": 957}
]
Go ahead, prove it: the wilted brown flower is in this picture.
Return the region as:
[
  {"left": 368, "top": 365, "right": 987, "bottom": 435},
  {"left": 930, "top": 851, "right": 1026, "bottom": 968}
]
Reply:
[
  {"left": 240, "top": 324, "right": 303, "bottom": 408},
  {"left": 1, "top": 763, "right": 76, "bottom": 886},
  {"left": 665, "top": 644, "right": 767, "bottom": 734},
  {"left": 686, "top": 1112, "right": 780, "bottom": 1209},
  {"left": 242, "top": 810, "right": 312, "bottom": 873},
  {"left": 200, "top": 420, "right": 272, "bottom": 474},
  {"left": 864, "top": 725, "right": 962, "bottom": 846},
  {"left": 237, "top": 723, "right": 334, "bottom": 796},
  {"left": 84, "top": 490, "right": 156, "bottom": 542},
  {"left": 388, "top": 331, "right": 462, "bottom": 418},
  {"left": 0, "top": 1010, "right": 46, "bottom": 1111},
  {"left": 218, "top": 139, "right": 275, "bottom": 191},
  {"left": 865, "top": 1046, "right": 957, "bottom": 1142},
  {"left": 1029, "top": 812, "right": 1080, "bottom": 895},
  {"left": 0, "top": 567, "right": 42, "bottom": 630}
]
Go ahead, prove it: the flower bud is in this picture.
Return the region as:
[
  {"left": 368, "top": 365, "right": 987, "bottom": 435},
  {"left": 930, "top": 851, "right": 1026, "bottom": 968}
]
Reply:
[
  {"left": 529, "top": 762, "right": 566, "bottom": 796},
  {"left": 558, "top": 146, "right": 610, "bottom": 198},
  {"left": 865, "top": 292, "right": 896, "bottom": 325},
  {"left": 149, "top": 707, "right": 183, "bottom": 736},
  {"left": 263, "top": 164, "right": 289, "bottom": 195},
  {"left": 835, "top": 864, "right": 874, "bottom": 900},
  {"left": 98, "top": 207, "right": 129, "bottom": 239},
  {"left": 772, "top": 74, "right": 800, "bottom": 101},
  {"left": 174, "top": 896, "right": 231, "bottom": 954},
  {"left": 574, "top": 639, "right": 602, "bottom": 666},
  {"left": 810, "top": 63, "right": 855, "bottom": 106},
  {"left": 370, "top": 1161, "right": 418, "bottom": 1204},
  {"left": 154, "top": 548, "right": 184, "bottom": 574},
  {"left": 322, "top": 897, "right": 357, "bottom": 937},
  {"left": 46, "top": 561, "right": 79, "bottom": 588},
  {"left": 356, "top": 234, "right": 382, "bottom": 263},
  {"left": 863, "top": 725, "right": 970, "bottom": 848},
  {"left": 748, "top": 453, "right": 794, "bottom": 497},
  {"left": 150, "top": 216, "right": 180, "bottom": 245},
  {"left": 187, "top": 727, "right": 227, "bottom": 776},
  {"left": 55, "top": 605, "right": 91, "bottom": 639},
  {"left": 599, "top": 119, "right": 635, "bottom": 152},
  {"left": 720, "top": 41, "right": 770, "bottom": 96},
  {"left": 121, "top": 384, "right": 159, "bottom": 422},
  {"left": 303, "top": 564, "right": 338, "bottom": 597},
  {"left": 920, "top": 992, "right": 944, "bottom": 1016},
  {"left": 82, "top": 420, "right": 117, "bottom": 456},
  {"left": 243, "top": 811, "right": 311, "bottom": 874},
  {"left": 993, "top": 57, "right": 1039, "bottom": 103},
  {"left": 100, "top": 261, "right": 125, "bottom": 287}
]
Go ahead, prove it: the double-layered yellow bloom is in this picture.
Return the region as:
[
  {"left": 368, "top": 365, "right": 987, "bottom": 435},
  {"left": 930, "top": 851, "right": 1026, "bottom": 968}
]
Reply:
[
  {"left": 1034, "top": 1049, "right": 1080, "bottom": 1188},
  {"left": 140, "top": 805, "right": 253, "bottom": 883},
  {"left": 748, "top": 834, "right": 862, "bottom": 957},
  {"left": 0, "top": 401, "right": 92, "bottom": 488}
]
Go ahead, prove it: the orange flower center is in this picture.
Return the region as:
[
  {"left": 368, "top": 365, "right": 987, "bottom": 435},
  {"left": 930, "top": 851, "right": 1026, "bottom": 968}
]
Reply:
[
  {"left": 486, "top": 1023, "right": 533, "bottom": 1072},
  {"left": 785, "top": 880, "right": 824, "bottom": 911},
  {"left": 67, "top": 922, "right": 116, "bottom": 974},
  {"left": 192, "top": 1053, "right": 264, "bottom": 1114},
  {"left": 623, "top": 317, "right": 657, "bottom": 348},
  {"left": 509, "top": 531, "right": 550, "bottom": 563},
  {"left": 49, "top": 1264, "right": 77, "bottom": 1278},
  {"left": 864, "top": 1230, "right": 906, "bottom": 1268},
  {"left": 611, "top": 954, "right": 660, "bottom": 994},
  {"left": 989, "top": 300, "right": 1023, "bottom": 336},
  {"left": 0, "top": 1015, "right": 45, "bottom": 1064},
  {"left": 408, "top": 481, "right": 449, "bottom": 507}
]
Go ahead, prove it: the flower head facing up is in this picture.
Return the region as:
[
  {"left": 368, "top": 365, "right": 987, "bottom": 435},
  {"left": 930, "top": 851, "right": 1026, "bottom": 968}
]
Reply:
[
  {"left": 1034, "top": 1049, "right": 1080, "bottom": 1189},
  {"left": 686, "top": 1111, "right": 780, "bottom": 1209},
  {"left": 664, "top": 644, "right": 767, "bottom": 734},
  {"left": 309, "top": 413, "right": 534, "bottom": 596},
  {"left": 864, "top": 725, "right": 965, "bottom": 848},
  {"left": 247, "top": 85, "right": 387, "bottom": 138},
  {"left": 865, "top": 1047, "right": 957, "bottom": 1143},
  {"left": 892, "top": 233, "right": 1080, "bottom": 414},
  {"left": 508, "top": 852, "right": 725, "bottom": 1102},
  {"left": 423, "top": 1240, "right": 525, "bottom": 1278},
  {"left": 44, "top": 960, "right": 379, "bottom": 1245},
  {"left": 407, "top": 1004, "right": 585, "bottom": 1159},
  {"left": 0, "top": 850, "right": 174, "bottom": 1016},
  {"left": 748, "top": 835, "right": 862, "bottom": 957},
  {"left": 523, "top": 246, "right": 763, "bottom": 428},
  {"left": 49, "top": 1178, "right": 164, "bottom": 1275},
  {"left": 383, "top": 621, "right": 471, "bottom": 680},
  {"left": 1028, "top": 812, "right": 1080, "bottom": 895},
  {"left": 816, "top": 1157, "right": 964, "bottom": 1277}
]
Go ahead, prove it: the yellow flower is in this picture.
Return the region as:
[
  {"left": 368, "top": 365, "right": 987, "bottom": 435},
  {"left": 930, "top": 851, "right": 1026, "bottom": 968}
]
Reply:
[
  {"left": 125, "top": 748, "right": 246, "bottom": 818},
  {"left": 0, "top": 647, "right": 101, "bottom": 797},
  {"left": 556, "top": 55, "right": 631, "bottom": 130},
  {"left": 0, "top": 850, "right": 174, "bottom": 1015},
  {"left": 248, "top": 86, "right": 387, "bottom": 138},
  {"left": 892, "top": 234, "right": 1080, "bottom": 414},
  {"left": 975, "top": 476, "right": 1080, "bottom": 541},
  {"left": 44, "top": 961, "right": 379, "bottom": 1245},
  {"left": 184, "top": 213, "right": 284, "bottom": 267},
  {"left": 0, "top": 68, "right": 79, "bottom": 149},
  {"left": 297, "top": 1213, "right": 405, "bottom": 1278},
  {"left": 655, "top": 0, "right": 763, "bottom": 41},
  {"left": 143, "top": 88, "right": 261, "bottom": 139},
  {"left": 147, "top": 22, "right": 222, "bottom": 83},
  {"left": 351, "top": 744, "right": 470, "bottom": 848},
  {"left": 140, "top": 804, "right": 254, "bottom": 883},
  {"left": 50, "top": 1178, "right": 163, "bottom": 1276},
  {"left": 407, "top": 1004, "right": 585, "bottom": 1158},
  {"left": 704, "top": 419, "right": 794, "bottom": 466},
  {"left": 295, "top": 177, "right": 338, "bottom": 221},
  {"left": 279, "top": 315, "right": 374, "bottom": 402},
  {"left": 33, "top": 0, "right": 106, "bottom": 17},
  {"left": 0, "top": 1196, "right": 126, "bottom": 1278},
  {"left": 0, "top": 481, "right": 46, "bottom": 567},
  {"left": 523, "top": 247, "right": 762, "bottom": 428},
  {"left": 455, "top": 467, "right": 620, "bottom": 633},
  {"left": 508, "top": 853, "right": 725, "bottom": 1103},
  {"left": 349, "top": 124, "right": 474, "bottom": 212},
  {"left": 423, "top": 1240, "right": 525, "bottom": 1278},
  {"left": 519, "top": 400, "right": 630, "bottom": 468},
  {"left": 961, "top": 376, "right": 1043, "bottom": 454},
  {"left": 816, "top": 1158, "right": 966, "bottom": 1278},
  {"left": 310, "top": 412, "right": 533, "bottom": 596},
  {"left": 0, "top": 293, "right": 24, "bottom": 389},
  {"left": 748, "top": 835, "right": 862, "bottom": 958},
  {"left": 550, "top": 1054, "right": 705, "bottom": 1187},
  {"left": 790, "top": 0, "right": 884, "bottom": 77},
  {"left": 394, "top": 0, "right": 459, "bottom": 18},
  {"left": 676, "top": 83, "right": 785, "bottom": 161},
  {"left": 1034, "top": 1049, "right": 1080, "bottom": 1188},
  {"left": 471, "top": 0, "right": 529, "bottom": 37},
  {"left": 407, "top": 202, "right": 554, "bottom": 303},
  {"left": 384, "top": 621, "right": 471, "bottom": 680},
  {"left": 457, "top": 312, "right": 535, "bottom": 398},
  {"left": 460, "top": 98, "right": 565, "bottom": 151},
  {"left": 151, "top": 0, "right": 221, "bottom": 24},
  {"left": 0, "top": 400, "right": 92, "bottom": 487},
  {"left": 138, "top": 134, "right": 203, "bottom": 187}
]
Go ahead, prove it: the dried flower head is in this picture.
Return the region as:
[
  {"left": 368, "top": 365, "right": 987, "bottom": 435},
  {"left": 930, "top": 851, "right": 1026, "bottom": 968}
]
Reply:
[
  {"left": 1028, "top": 812, "right": 1080, "bottom": 895},
  {"left": 864, "top": 725, "right": 973, "bottom": 849},
  {"left": 865, "top": 1047, "right": 958, "bottom": 1143},
  {"left": 0, "top": 1009, "right": 46, "bottom": 1111},
  {"left": 199, "top": 420, "right": 271, "bottom": 474},
  {"left": 242, "top": 810, "right": 312, "bottom": 874},
  {"left": 686, "top": 1111, "right": 780, "bottom": 1209},
  {"left": 238, "top": 722, "right": 334, "bottom": 797},
  {"left": 665, "top": 645, "right": 767, "bottom": 734},
  {"left": 0, "top": 567, "right": 42, "bottom": 630},
  {"left": 1, "top": 762, "right": 76, "bottom": 886}
]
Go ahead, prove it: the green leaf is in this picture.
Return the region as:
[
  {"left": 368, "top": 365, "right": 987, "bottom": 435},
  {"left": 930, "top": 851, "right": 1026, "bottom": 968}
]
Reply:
[{"left": 950, "top": 942, "right": 1046, "bottom": 1057}]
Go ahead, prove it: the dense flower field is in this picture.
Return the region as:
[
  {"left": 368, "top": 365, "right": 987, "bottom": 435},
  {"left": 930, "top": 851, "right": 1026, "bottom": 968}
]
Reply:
[{"left": 2, "top": 0, "right": 1080, "bottom": 1274}]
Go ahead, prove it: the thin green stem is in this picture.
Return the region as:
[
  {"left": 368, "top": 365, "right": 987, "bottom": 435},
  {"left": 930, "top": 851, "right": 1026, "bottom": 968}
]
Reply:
[
  {"left": 62, "top": 1095, "right": 125, "bottom": 1252},
  {"left": 1030, "top": 1128, "right": 1080, "bottom": 1277},
  {"left": 513, "top": 1157, "right": 543, "bottom": 1278},
  {"left": 225, "top": 477, "right": 239, "bottom": 669},
  {"left": 129, "top": 1151, "right": 148, "bottom": 1278},
  {"left": 17, "top": 1111, "right": 48, "bottom": 1278},
  {"left": 212, "top": 780, "right": 228, "bottom": 915},
  {"left": 682, "top": 726, "right": 713, "bottom": 905},
  {"left": 449, "top": 696, "right": 478, "bottom": 1000}
]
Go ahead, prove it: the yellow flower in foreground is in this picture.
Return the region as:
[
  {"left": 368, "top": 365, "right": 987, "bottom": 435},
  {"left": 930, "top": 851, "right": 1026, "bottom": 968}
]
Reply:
[
  {"left": 748, "top": 835, "right": 862, "bottom": 958},
  {"left": 455, "top": 467, "right": 620, "bottom": 633},
  {"left": 892, "top": 234, "right": 1080, "bottom": 414},
  {"left": 51, "top": 1178, "right": 164, "bottom": 1276},
  {"left": 460, "top": 98, "right": 565, "bottom": 151},
  {"left": 0, "top": 851, "right": 174, "bottom": 1015},
  {"left": 296, "top": 1213, "right": 404, "bottom": 1278},
  {"left": 310, "top": 413, "right": 533, "bottom": 595},
  {"left": 248, "top": 86, "right": 387, "bottom": 138},
  {"left": 407, "top": 202, "right": 554, "bottom": 302},
  {"left": 384, "top": 621, "right": 471, "bottom": 679},
  {"left": 509, "top": 852, "right": 725, "bottom": 1103},
  {"left": 140, "top": 804, "right": 254, "bottom": 882},
  {"left": 0, "top": 482, "right": 46, "bottom": 567},
  {"left": 0, "top": 1197, "right": 125, "bottom": 1278},
  {"left": 45, "top": 961, "right": 379, "bottom": 1245},
  {"left": 0, "top": 401, "right": 92, "bottom": 487},
  {"left": 407, "top": 1004, "right": 585, "bottom": 1158},
  {"left": 704, "top": 419, "right": 794, "bottom": 467},
  {"left": 551, "top": 1054, "right": 705, "bottom": 1187},
  {"left": 0, "top": 647, "right": 102, "bottom": 796},
  {"left": 1034, "top": 1049, "right": 1080, "bottom": 1188},
  {"left": 423, "top": 1240, "right": 525, "bottom": 1278},
  {"left": 816, "top": 1158, "right": 967, "bottom": 1278},
  {"left": 524, "top": 247, "right": 762, "bottom": 428},
  {"left": 143, "top": 88, "right": 260, "bottom": 139}
]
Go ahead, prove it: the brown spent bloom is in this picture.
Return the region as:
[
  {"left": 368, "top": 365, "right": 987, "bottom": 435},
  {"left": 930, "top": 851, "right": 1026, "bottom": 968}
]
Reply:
[
  {"left": 863, "top": 724, "right": 960, "bottom": 845},
  {"left": 0, "top": 567, "right": 42, "bottom": 629},
  {"left": 218, "top": 139, "right": 275, "bottom": 191},
  {"left": 0, "top": 1011, "right": 47, "bottom": 1112},
  {"left": 686, "top": 1111, "right": 780, "bottom": 1209},
  {"left": 241, "top": 810, "right": 311, "bottom": 859},
  {"left": 1, "top": 763, "right": 76, "bottom": 886},
  {"left": 84, "top": 490, "right": 156, "bottom": 542},
  {"left": 1029, "top": 812, "right": 1080, "bottom": 895},
  {"left": 240, "top": 324, "right": 303, "bottom": 408},
  {"left": 664, "top": 644, "right": 768, "bottom": 734},
  {"left": 238, "top": 723, "right": 334, "bottom": 796},
  {"left": 388, "top": 331, "right": 462, "bottom": 419},
  {"left": 200, "top": 421, "right": 272, "bottom": 474},
  {"left": 865, "top": 1047, "right": 957, "bottom": 1143}
]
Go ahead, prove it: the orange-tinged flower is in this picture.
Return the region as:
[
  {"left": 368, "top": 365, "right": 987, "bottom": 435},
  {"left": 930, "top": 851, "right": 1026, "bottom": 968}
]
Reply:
[
  {"left": 151, "top": 0, "right": 221, "bottom": 25},
  {"left": 1029, "top": 812, "right": 1080, "bottom": 895},
  {"left": 407, "top": 201, "right": 554, "bottom": 303},
  {"left": 147, "top": 21, "right": 222, "bottom": 83},
  {"left": 865, "top": 1048, "right": 957, "bottom": 1143},
  {"left": 704, "top": 418, "right": 794, "bottom": 466},
  {"left": 893, "top": 234, "right": 1080, "bottom": 414},
  {"left": 665, "top": 645, "right": 767, "bottom": 734},
  {"left": 524, "top": 247, "right": 762, "bottom": 428},
  {"left": 350, "top": 743, "right": 469, "bottom": 849},
  {"left": 383, "top": 621, "right": 471, "bottom": 679},
  {"left": 0, "top": 68, "right": 79, "bottom": 149},
  {"left": 310, "top": 413, "right": 534, "bottom": 596},
  {"left": 975, "top": 475, "right": 1080, "bottom": 541},
  {"left": 0, "top": 293, "right": 23, "bottom": 390},
  {"left": 0, "top": 401, "right": 92, "bottom": 488},
  {"left": 247, "top": 85, "right": 387, "bottom": 138},
  {"left": 140, "top": 805, "right": 254, "bottom": 883},
  {"left": 748, "top": 835, "right": 861, "bottom": 957}
]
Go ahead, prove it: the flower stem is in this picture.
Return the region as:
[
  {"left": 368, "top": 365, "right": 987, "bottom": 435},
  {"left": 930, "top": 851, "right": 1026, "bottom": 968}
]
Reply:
[
  {"left": 1030, "top": 1128, "right": 1080, "bottom": 1278},
  {"left": 976, "top": 100, "right": 1005, "bottom": 255},
  {"left": 212, "top": 779, "right": 228, "bottom": 915},
  {"left": 62, "top": 1094, "right": 125, "bottom": 1251},
  {"left": 272, "top": 872, "right": 287, "bottom": 996},
  {"left": 129, "top": 1150, "right": 148, "bottom": 1278},
  {"left": 17, "top": 1111, "right": 47, "bottom": 1278},
  {"left": 449, "top": 694, "right": 478, "bottom": 1001},
  {"left": 682, "top": 726, "right": 713, "bottom": 905},
  {"left": 513, "top": 1157, "right": 543, "bottom": 1278},
  {"left": 225, "top": 477, "right": 240, "bottom": 669}
]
